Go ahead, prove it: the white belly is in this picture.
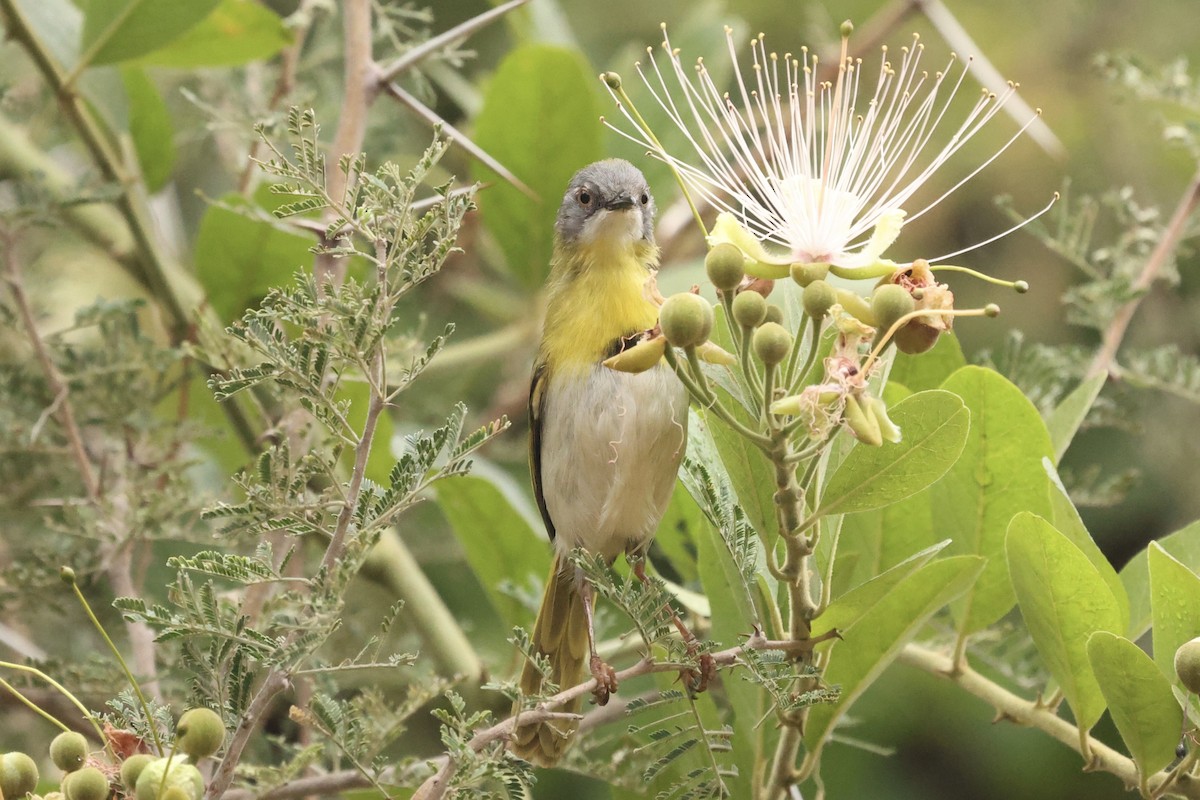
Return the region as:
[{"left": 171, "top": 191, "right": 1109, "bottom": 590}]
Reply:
[{"left": 539, "top": 363, "right": 688, "bottom": 561}]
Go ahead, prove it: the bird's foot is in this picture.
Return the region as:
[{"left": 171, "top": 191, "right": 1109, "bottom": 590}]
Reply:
[
  {"left": 680, "top": 651, "right": 716, "bottom": 695},
  {"left": 589, "top": 654, "right": 618, "bottom": 706}
]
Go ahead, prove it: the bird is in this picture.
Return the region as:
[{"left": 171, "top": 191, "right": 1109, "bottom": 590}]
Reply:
[{"left": 510, "top": 159, "right": 690, "bottom": 767}]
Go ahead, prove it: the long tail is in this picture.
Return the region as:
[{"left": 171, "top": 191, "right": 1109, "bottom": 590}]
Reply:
[{"left": 510, "top": 552, "right": 590, "bottom": 767}]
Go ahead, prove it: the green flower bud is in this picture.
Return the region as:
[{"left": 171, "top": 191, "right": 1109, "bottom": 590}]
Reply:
[
  {"left": 752, "top": 322, "right": 793, "bottom": 367},
  {"left": 789, "top": 261, "right": 830, "bottom": 287},
  {"left": 50, "top": 732, "right": 88, "bottom": 772},
  {"left": 176, "top": 707, "right": 225, "bottom": 760},
  {"left": 695, "top": 341, "right": 737, "bottom": 366},
  {"left": 60, "top": 566, "right": 76, "bottom": 585},
  {"left": 0, "top": 752, "right": 40, "bottom": 800},
  {"left": 843, "top": 395, "right": 882, "bottom": 447},
  {"left": 802, "top": 280, "right": 837, "bottom": 320},
  {"left": 871, "top": 284, "right": 915, "bottom": 336},
  {"left": 135, "top": 759, "right": 203, "bottom": 800},
  {"left": 1174, "top": 637, "right": 1200, "bottom": 694},
  {"left": 763, "top": 304, "right": 784, "bottom": 326},
  {"left": 659, "top": 293, "right": 714, "bottom": 348},
  {"left": 864, "top": 396, "right": 902, "bottom": 444},
  {"left": 705, "top": 243, "right": 745, "bottom": 292},
  {"left": 120, "top": 755, "right": 154, "bottom": 791},
  {"left": 62, "top": 767, "right": 108, "bottom": 800},
  {"left": 731, "top": 290, "right": 767, "bottom": 329},
  {"left": 834, "top": 289, "right": 875, "bottom": 327}
]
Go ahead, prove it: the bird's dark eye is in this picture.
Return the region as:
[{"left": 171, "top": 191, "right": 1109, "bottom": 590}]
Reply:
[
  {"left": 640, "top": 192, "right": 650, "bottom": 205},
  {"left": 578, "top": 190, "right": 591, "bottom": 205}
]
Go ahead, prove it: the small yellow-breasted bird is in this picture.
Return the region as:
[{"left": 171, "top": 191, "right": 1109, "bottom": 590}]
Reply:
[{"left": 511, "top": 159, "right": 689, "bottom": 766}]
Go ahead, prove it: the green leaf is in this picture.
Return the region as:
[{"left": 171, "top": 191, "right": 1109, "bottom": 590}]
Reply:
[
  {"left": 935, "top": 366, "right": 1054, "bottom": 633},
  {"left": 81, "top": 0, "right": 220, "bottom": 66},
  {"left": 653, "top": 482, "right": 702, "bottom": 585},
  {"left": 803, "top": 555, "right": 984, "bottom": 757},
  {"left": 1046, "top": 459, "right": 1129, "bottom": 631},
  {"left": 1149, "top": 542, "right": 1200, "bottom": 687},
  {"left": 472, "top": 45, "right": 602, "bottom": 289},
  {"left": 121, "top": 67, "right": 174, "bottom": 191},
  {"left": 818, "top": 389, "right": 969, "bottom": 517},
  {"left": 434, "top": 473, "right": 551, "bottom": 627},
  {"left": 1121, "top": 520, "right": 1200, "bottom": 639},
  {"left": 700, "top": 404, "right": 776, "bottom": 539},
  {"left": 834, "top": 488, "right": 936, "bottom": 595},
  {"left": 1006, "top": 513, "right": 1123, "bottom": 731},
  {"left": 1087, "top": 631, "right": 1183, "bottom": 778},
  {"left": 887, "top": 331, "right": 965, "bottom": 392},
  {"left": 1045, "top": 373, "right": 1105, "bottom": 463},
  {"left": 194, "top": 196, "right": 314, "bottom": 321},
  {"left": 814, "top": 540, "right": 951, "bottom": 638},
  {"left": 136, "top": 0, "right": 290, "bottom": 67}
]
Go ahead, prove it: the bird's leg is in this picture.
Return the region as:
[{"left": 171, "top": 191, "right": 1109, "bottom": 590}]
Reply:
[
  {"left": 579, "top": 575, "right": 618, "bottom": 706},
  {"left": 631, "top": 558, "right": 716, "bottom": 694}
]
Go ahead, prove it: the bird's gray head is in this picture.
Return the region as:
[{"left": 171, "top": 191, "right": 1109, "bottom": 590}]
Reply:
[{"left": 555, "top": 159, "right": 655, "bottom": 249}]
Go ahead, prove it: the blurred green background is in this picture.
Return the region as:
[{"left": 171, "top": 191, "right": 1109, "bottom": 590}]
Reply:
[{"left": 4, "top": 0, "right": 1199, "bottom": 797}]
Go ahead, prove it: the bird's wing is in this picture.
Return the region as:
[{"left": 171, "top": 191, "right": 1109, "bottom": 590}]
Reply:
[{"left": 528, "top": 360, "right": 556, "bottom": 541}]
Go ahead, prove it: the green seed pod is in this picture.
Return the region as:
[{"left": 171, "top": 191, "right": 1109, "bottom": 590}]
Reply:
[
  {"left": 602, "top": 336, "right": 667, "bottom": 374},
  {"left": 802, "top": 280, "right": 838, "bottom": 320},
  {"left": 62, "top": 767, "right": 108, "bottom": 800},
  {"left": 50, "top": 732, "right": 88, "bottom": 773},
  {"left": 871, "top": 284, "right": 915, "bottom": 336},
  {"left": 659, "top": 293, "right": 714, "bottom": 348},
  {"left": 0, "top": 752, "right": 40, "bottom": 800},
  {"left": 705, "top": 243, "right": 745, "bottom": 292},
  {"left": 176, "top": 708, "right": 225, "bottom": 761},
  {"left": 695, "top": 341, "right": 737, "bottom": 366},
  {"left": 1175, "top": 637, "right": 1200, "bottom": 694},
  {"left": 731, "top": 290, "right": 768, "bottom": 329},
  {"left": 834, "top": 289, "right": 876, "bottom": 327},
  {"left": 752, "top": 322, "right": 793, "bottom": 367},
  {"left": 120, "top": 755, "right": 154, "bottom": 791},
  {"left": 763, "top": 304, "right": 784, "bottom": 326},
  {"left": 789, "top": 261, "right": 830, "bottom": 287},
  {"left": 843, "top": 395, "right": 882, "bottom": 447},
  {"left": 135, "top": 759, "right": 203, "bottom": 800}
]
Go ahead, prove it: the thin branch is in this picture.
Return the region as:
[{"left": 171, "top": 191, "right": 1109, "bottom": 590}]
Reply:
[
  {"left": 375, "top": 0, "right": 528, "bottom": 84},
  {"left": 206, "top": 670, "right": 291, "bottom": 800},
  {"left": 899, "top": 643, "right": 1200, "bottom": 799},
  {"left": 1087, "top": 167, "right": 1200, "bottom": 380}
]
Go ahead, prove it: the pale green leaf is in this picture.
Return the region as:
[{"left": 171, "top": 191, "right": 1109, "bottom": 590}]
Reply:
[
  {"left": 135, "top": 0, "right": 290, "bottom": 67},
  {"left": 1121, "top": 520, "right": 1200, "bottom": 639},
  {"left": 1149, "top": 543, "right": 1200, "bottom": 687},
  {"left": 803, "top": 555, "right": 984, "bottom": 758},
  {"left": 1087, "top": 631, "right": 1183, "bottom": 778},
  {"left": 887, "top": 331, "right": 965, "bottom": 392},
  {"left": 81, "top": 0, "right": 219, "bottom": 66},
  {"left": 935, "top": 366, "right": 1054, "bottom": 633},
  {"left": 834, "top": 487, "right": 936, "bottom": 595},
  {"left": 472, "top": 45, "right": 602, "bottom": 289},
  {"left": 1046, "top": 373, "right": 1106, "bottom": 463},
  {"left": 1006, "top": 513, "right": 1124, "bottom": 730},
  {"left": 121, "top": 67, "right": 175, "bottom": 191},
  {"left": 818, "top": 389, "right": 969, "bottom": 517}
]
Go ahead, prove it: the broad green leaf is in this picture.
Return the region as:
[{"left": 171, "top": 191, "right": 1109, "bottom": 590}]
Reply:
[
  {"left": 1046, "top": 459, "right": 1128, "bottom": 631},
  {"left": 136, "top": 0, "right": 290, "bottom": 67},
  {"left": 818, "top": 390, "right": 969, "bottom": 517},
  {"left": 1149, "top": 543, "right": 1200, "bottom": 686},
  {"left": 472, "top": 45, "right": 602, "bottom": 289},
  {"left": 1006, "top": 513, "right": 1123, "bottom": 731},
  {"left": 1045, "top": 373, "right": 1106, "bottom": 463},
  {"left": 1121, "top": 520, "right": 1200, "bottom": 639},
  {"left": 935, "top": 366, "right": 1054, "bottom": 633},
  {"left": 803, "top": 555, "right": 984, "bottom": 757},
  {"left": 194, "top": 196, "right": 314, "bottom": 321},
  {"left": 653, "top": 482, "right": 702, "bottom": 585},
  {"left": 813, "top": 540, "right": 951, "bottom": 638},
  {"left": 835, "top": 488, "right": 936, "bottom": 595},
  {"left": 81, "top": 0, "right": 219, "bottom": 66},
  {"left": 121, "top": 67, "right": 174, "bottom": 191},
  {"left": 434, "top": 472, "right": 551, "bottom": 626},
  {"left": 701, "top": 406, "right": 776, "bottom": 540},
  {"left": 1087, "top": 631, "right": 1183, "bottom": 778},
  {"left": 887, "top": 331, "right": 965, "bottom": 392}
]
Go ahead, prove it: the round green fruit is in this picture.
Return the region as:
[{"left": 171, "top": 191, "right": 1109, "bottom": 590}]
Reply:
[
  {"left": 801, "top": 280, "right": 837, "bottom": 320},
  {"left": 870, "top": 284, "right": 915, "bottom": 336},
  {"left": 0, "top": 752, "right": 40, "bottom": 800},
  {"left": 752, "top": 322, "right": 793, "bottom": 367},
  {"left": 731, "top": 290, "right": 767, "bottom": 329},
  {"left": 63, "top": 767, "right": 108, "bottom": 800},
  {"left": 134, "top": 759, "right": 203, "bottom": 800},
  {"left": 1174, "top": 637, "right": 1200, "bottom": 694},
  {"left": 705, "top": 243, "right": 745, "bottom": 292},
  {"left": 50, "top": 732, "right": 88, "bottom": 773},
  {"left": 175, "top": 708, "right": 225, "bottom": 760},
  {"left": 120, "top": 755, "right": 154, "bottom": 791},
  {"left": 659, "top": 293, "right": 714, "bottom": 348}
]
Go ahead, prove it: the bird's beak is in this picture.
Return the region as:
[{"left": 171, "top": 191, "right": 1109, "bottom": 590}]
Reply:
[{"left": 604, "top": 193, "right": 636, "bottom": 211}]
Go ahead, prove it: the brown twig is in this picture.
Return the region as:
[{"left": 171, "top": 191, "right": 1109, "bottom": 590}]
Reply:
[
  {"left": 206, "top": 670, "right": 291, "bottom": 800},
  {"left": 1086, "top": 166, "right": 1200, "bottom": 381}
]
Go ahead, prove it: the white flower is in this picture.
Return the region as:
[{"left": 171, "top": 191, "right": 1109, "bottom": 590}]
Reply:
[{"left": 606, "top": 25, "right": 1043, "bottom": 273}]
